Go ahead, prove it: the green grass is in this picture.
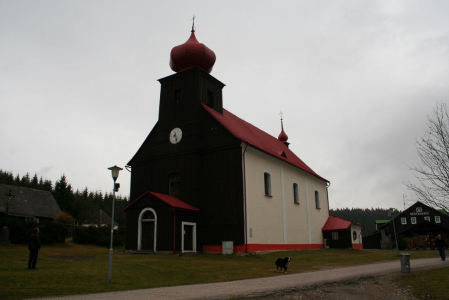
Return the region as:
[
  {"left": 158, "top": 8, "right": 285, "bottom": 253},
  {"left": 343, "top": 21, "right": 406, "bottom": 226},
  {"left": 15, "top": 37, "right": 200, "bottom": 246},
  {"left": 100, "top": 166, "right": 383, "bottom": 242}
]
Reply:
[
  {"left": 0, "top": 242, "right": 440, "bottom": 300},
  {"left": 395, "top": 266, "right": 449, "bottom": 299}
]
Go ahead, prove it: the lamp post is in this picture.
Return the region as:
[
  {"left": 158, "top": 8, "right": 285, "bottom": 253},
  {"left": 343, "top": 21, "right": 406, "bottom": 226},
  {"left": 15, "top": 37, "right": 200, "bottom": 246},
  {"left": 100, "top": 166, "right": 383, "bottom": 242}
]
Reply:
[
  {"left": 389, "top": 208, "right": 399, "bottom": 255},
  {"left": 107, "top": 165, "right": 122, "bottom": 284}
]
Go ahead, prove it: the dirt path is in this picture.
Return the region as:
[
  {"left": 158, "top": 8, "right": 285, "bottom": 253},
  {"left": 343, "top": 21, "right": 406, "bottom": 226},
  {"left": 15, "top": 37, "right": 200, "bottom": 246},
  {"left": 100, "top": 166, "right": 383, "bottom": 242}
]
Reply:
[
  {"left": 31, "top": 258, "right": 446, "bottom": 300},
  {"left": 240, "top": 273, "right": 418, "bottom": 299}
]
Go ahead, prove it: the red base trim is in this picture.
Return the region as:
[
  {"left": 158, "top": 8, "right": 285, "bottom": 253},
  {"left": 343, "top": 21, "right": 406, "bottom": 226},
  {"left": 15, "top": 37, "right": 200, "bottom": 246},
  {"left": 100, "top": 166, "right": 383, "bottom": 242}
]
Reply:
[
  {"left": 352, "top": 244, "right": 363, "bottom": 250},
  {"left": 203, "top": 243, "right": 324, "bottom": 253}
]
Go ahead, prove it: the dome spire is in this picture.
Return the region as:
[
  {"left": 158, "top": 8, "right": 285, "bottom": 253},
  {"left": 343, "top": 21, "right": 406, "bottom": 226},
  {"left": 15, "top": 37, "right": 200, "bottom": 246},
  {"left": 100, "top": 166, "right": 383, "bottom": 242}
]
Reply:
[
  {"left": 278, "top": 112, "right": 289, "bottom": 147},
  {"left": 169, "top": 17, "right": 216, "bottom": 74}
]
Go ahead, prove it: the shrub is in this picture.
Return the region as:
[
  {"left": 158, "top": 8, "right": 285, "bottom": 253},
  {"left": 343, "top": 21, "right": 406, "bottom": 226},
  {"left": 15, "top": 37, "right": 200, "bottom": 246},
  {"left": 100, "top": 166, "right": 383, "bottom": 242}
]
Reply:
[
  {"left": 54, "top": 211, "right": 74, "bottom": 225},
  {"left": 0, "top": 217, "right": 68, "bottom": 244},
  {"left": 72, "top": 226, "right": 123, "bottom": 247}
]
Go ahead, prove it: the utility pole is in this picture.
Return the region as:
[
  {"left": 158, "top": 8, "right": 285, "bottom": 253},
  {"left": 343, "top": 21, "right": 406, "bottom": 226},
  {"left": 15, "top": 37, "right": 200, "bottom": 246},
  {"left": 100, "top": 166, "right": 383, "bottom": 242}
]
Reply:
[{"left": 389, "top": 208, "right": 399, "bottom": 255}]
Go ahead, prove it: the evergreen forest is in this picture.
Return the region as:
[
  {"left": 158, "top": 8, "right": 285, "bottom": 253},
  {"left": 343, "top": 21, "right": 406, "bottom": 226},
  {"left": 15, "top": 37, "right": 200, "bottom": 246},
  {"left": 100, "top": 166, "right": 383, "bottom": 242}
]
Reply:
[
  {"left": 0, "top": 169, "right": 128, "bottom": 227},
  {"left": 1, "top": 169, "right": 403, "bottom": 235},
  {"left": 330, "top": 208, "right": 401, "bottom": 236}
]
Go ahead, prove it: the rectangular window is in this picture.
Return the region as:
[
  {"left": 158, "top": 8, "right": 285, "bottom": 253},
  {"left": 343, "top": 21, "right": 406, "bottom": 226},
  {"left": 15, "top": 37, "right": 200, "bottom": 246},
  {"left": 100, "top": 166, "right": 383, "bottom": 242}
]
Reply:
[
  {"left": 169, "top": 173, "right": 180, "bottom": 196},
  {"left": 315, "top": 191, "right": 320, "bottom": 209},
  {"left": 332, "top": 232, "right": 338, "bottom": 240},
  {"left": 264, "top": 172, "right": 271, "bottom": 196},
  {"left": 174, "top": 89, "right": 181, "bottom": 103},
  {"left": 411, "top": 217, "right": 417, "bottom": 224},
  {"left": 435, "top": 216, "right": 441, "bottom": 223},
  {"left": 207, "top": 90, "right": 214, "bottom": 108},
  {"left": 401, "top": 217, "right": 407, "bottom": 225},
  {"left": 424, "top": 216, "right": 430, "bottom": 222},
  {"left": 293, "top": 183, "right": 299, "bottom": 204}
]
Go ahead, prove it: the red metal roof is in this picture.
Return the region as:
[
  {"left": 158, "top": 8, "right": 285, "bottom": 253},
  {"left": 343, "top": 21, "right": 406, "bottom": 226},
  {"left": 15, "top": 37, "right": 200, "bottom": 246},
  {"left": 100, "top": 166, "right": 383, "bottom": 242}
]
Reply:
[
  {"left": 202, "top": 104, "right": 328, "bottom": 182},
  {"left": 170, "top": 30, "right": 216, "bottom": 74},
  {"left": 123, "top": 191, "right": 199, "bottom": 212},
  {"left": 322, "top": 215, "right": 363, "bottom": 231}
]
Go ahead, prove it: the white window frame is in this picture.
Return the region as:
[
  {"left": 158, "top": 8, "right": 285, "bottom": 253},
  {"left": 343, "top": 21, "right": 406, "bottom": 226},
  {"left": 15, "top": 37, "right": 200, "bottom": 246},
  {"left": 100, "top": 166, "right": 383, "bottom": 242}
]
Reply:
[
  {"left": 401, "top": 217, "right": 407, "bottom": 225},
  {"left": 411, "top": 217, "right": 417, "bottom": 224},
  {"left": 263, "top": 171, "right": 272, "bottom": 196},
  {"left": 181, "top": 222, "right": 197, "bottom": 253},
  {"left": 435, "top": 216, "right": 441, "bottom": 223},
  {"left": 293, "top": 183, "right": 299, "bottom": 204},
  {"left": 315, "top": 190, "right": 320, "bottom": 209},
  {"left": 332, "top": 232, "right": 338, "bottom": 240},
  {"left": 137, "top": 208, "right": 157, "bottom": 252},
  {"left": 424, "top": 216, "right": 430, "bottom": 222}
]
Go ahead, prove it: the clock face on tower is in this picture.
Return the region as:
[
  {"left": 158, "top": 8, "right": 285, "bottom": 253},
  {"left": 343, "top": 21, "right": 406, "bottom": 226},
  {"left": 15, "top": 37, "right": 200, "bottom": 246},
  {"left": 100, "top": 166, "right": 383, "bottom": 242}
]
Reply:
[{"left": 169, "top": 128, "right": 182, "bottom": 144}]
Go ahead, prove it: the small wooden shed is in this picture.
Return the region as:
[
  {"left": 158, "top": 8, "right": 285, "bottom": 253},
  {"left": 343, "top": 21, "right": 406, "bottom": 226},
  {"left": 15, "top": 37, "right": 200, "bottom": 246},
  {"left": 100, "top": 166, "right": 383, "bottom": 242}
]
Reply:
[{"left": 322, "top": 215, "right": 364, "bottom": 249}]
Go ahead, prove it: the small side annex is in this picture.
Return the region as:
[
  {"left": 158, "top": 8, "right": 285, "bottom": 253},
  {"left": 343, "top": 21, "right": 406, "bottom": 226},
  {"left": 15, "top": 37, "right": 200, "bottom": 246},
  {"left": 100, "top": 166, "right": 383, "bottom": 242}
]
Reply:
[
  {"left": 123, "top": 192, "right": 199, "bottom": 253},
  {"left": 322, "top": 215, "right": 364, "bottom": 249}
]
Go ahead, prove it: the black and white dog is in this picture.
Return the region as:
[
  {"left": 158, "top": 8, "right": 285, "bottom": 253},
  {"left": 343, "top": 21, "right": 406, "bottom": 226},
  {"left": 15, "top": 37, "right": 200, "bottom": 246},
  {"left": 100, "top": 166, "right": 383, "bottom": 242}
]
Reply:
[{"left": 275, "top": 257, "right": 291, "bottom": 273}]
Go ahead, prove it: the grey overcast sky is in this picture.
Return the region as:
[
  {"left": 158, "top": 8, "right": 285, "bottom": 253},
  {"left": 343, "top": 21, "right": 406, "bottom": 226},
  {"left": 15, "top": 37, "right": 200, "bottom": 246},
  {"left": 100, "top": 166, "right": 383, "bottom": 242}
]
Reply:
[{"left": 1, "top": 1, "right": 448, "bottom": 210}]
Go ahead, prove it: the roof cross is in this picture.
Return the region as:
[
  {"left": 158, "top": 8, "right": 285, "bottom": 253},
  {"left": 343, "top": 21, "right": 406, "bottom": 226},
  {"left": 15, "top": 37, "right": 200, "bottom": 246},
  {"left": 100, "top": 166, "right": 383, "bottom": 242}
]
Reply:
[
  {"left": 192, "top": 15, "right": 196, "bottom": 32},
  {"left": 4, "top": 190, "right": 14, "bottom": 217}
]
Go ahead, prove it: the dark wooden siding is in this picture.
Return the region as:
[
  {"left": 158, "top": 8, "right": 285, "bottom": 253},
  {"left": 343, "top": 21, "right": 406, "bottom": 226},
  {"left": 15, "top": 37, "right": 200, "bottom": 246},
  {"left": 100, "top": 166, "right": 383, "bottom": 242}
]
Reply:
[
  {"left": 126, "top": 67, "right": 246, "bottom": 251},
  {"left": 323, "top": 230, "right": 352, "bottom": 249},
  {"left": 124, "top": 193, "right": 199, "bottom": 251},
  {"left": 384, "top": 202, "right": 449, "bottom": 238}
]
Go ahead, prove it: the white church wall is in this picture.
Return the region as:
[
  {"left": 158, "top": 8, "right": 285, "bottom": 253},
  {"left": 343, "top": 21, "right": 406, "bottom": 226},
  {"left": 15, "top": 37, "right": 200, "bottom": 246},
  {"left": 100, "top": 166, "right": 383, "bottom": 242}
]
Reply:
[{"left": 243, "top": 145, "right": 329, "bottom": 246}]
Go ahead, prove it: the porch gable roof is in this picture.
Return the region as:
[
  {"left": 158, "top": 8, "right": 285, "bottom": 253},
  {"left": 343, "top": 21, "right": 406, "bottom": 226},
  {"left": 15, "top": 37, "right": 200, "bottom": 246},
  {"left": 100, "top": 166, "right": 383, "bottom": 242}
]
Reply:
[{"left": 123, "top": 191, "right": 199, "bottom": 212}]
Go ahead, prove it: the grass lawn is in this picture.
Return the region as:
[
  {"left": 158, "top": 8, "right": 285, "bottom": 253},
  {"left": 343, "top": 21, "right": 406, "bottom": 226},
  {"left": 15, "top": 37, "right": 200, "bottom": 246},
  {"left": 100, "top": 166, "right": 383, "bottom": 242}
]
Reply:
[
  {"left": 395, "top": 265, "right": 449, "bottom": 299},
  {"left": 0, "top": 241, "right": 441, "bottom": 300}
]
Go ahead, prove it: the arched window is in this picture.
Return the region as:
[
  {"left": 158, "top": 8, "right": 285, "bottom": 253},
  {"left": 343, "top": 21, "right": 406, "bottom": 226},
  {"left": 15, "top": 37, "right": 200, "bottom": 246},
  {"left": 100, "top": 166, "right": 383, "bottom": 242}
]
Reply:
[
  {"left": 293, "top": 183, "right": 299, "bottom": 204},
  {"left": 142, "top": 210, "right": 155, "bottom": 221}
]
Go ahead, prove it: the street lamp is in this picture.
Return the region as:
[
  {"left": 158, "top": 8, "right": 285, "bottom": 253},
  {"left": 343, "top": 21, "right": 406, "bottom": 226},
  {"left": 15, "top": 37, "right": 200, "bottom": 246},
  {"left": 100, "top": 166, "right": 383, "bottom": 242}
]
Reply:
[
  {"left": 107, "top": 165, "right": 122, "bottom": 284},
  {"left": 389, "top": 208, "right": 400, "bottom": 255}
]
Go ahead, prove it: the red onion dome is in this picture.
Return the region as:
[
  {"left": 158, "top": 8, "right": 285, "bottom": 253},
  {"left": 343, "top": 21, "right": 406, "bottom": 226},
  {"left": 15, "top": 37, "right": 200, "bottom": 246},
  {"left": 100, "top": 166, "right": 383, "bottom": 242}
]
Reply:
[
  {"left": 278, "top": 118, "right": 289, "bottom": 145},
  {"left": 278, "top": 129, "right": 288, "bottom": 144},
  {"left": 169, "top": 30, "right": 216, "bottom": 73}
]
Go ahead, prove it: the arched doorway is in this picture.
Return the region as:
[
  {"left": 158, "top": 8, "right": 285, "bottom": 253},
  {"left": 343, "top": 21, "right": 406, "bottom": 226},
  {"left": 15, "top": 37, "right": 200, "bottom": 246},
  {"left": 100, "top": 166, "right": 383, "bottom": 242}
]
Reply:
[{"left": 138, "top": 208, "right": 157, "bottom": 252}]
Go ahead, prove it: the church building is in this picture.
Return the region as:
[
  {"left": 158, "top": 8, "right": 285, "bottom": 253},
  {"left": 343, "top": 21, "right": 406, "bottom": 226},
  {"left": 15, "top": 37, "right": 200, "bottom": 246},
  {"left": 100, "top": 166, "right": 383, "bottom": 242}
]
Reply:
[{"left": 123, "top": 26, "right": 331, "bottom": 253}]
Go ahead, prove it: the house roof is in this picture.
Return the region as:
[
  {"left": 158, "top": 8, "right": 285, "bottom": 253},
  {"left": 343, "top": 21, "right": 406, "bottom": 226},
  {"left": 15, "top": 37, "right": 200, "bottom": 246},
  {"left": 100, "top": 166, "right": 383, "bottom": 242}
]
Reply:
[
  {"left": 322, "top": 215, "right": 364, "bottom": 231},
  {"left": 0, "top": 184, "right": 61, "bottom": 219},
  {"left": 123, "top": 191, "right": 199, "bottom": 212},
  {"left": 202, "top": 104, "right": 328, "bottom": 182},
  {"left": 375, "top": 220, "right": 390, "bottom": 224},
  {"left": 84, "top": 209, "right": 118, "bottom": 227},
  {"left": 437, "top": 209, "right": 448, "bottom": 216}
]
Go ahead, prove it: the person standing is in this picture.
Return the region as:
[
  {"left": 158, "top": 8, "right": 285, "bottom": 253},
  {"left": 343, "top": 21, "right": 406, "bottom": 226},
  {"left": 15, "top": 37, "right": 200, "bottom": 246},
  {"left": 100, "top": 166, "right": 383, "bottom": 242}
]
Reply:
[
  {"left": 435, "top": 234, "right": 447, "bottom": 261},
  {"left": 28, "top": 227, "right": 41, "bottom": 269}
]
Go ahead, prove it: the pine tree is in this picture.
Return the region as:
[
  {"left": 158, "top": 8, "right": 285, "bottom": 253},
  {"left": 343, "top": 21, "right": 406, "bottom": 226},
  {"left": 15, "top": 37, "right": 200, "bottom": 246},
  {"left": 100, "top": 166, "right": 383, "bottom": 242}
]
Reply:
[
  {"left": 53, "top": 174, "right": 75, "bottom": 217},
  {"left": 31, "top": 173, "right": 39, "bottom": 188}
]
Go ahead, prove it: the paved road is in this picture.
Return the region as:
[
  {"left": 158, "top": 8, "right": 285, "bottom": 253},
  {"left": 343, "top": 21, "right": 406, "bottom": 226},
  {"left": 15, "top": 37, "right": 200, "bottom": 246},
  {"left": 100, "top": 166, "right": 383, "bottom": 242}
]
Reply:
[{"left": 32, "top": 257, "right": 447, "bottom": 300}]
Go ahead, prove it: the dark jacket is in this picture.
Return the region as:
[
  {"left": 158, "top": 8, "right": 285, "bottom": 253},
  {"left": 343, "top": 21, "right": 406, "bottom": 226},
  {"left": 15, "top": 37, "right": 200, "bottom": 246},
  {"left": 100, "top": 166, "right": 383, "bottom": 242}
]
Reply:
[
  {"left": 28, "top": 233, "right": 41, "bottom": 251},
  {"left": 435, "top": 238, "right": 447, "bottom": 248}
]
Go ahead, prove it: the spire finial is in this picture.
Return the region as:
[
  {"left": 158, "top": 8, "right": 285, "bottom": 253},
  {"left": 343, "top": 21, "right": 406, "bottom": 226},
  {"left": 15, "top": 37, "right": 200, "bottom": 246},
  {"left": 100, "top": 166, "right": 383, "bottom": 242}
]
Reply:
[
  {"left": 278, "top": 111, "right": 289, "bottom": 146},
  {"left": 192, "top": 15, "right": 196, "bottom": 32},
  {"left": 279, "top": 111, "right": 284, "bottom": 130}
]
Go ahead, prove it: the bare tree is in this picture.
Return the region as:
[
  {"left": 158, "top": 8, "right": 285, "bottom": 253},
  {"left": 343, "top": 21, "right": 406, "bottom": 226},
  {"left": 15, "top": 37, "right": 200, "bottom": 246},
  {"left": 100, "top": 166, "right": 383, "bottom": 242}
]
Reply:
[{"left": 406, "top": 102, "right": 449, "bottom": 211}]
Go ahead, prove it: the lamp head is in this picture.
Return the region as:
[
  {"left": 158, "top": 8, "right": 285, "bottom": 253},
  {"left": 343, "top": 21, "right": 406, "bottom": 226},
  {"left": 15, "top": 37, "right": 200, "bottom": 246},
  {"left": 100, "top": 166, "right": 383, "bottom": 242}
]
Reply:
[{"left": 108, "top": 165, "right": 123, "bottom": 181}]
